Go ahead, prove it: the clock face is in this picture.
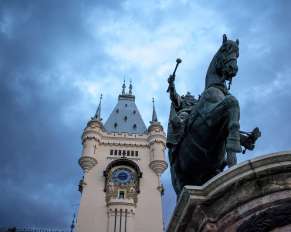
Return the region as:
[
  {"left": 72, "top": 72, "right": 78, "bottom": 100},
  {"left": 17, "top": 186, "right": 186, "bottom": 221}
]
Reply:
[{"left": 111, "top": 167, "right": 134, "bottom": 185}]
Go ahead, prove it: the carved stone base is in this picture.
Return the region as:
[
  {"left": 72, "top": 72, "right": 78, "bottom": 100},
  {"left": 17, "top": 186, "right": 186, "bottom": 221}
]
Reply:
[
  {"left": 79, "top": 156, "right": 97, "bottom": 173},
  {"left": 149, "top": 160, "right": 168, "bottom": 175},
  {"left": 167, "top": 151, "right": 291, "bottom": 232}
]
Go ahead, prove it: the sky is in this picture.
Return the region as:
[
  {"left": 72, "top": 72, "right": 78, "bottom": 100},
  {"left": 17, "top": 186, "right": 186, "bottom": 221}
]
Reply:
[{"left": 1, "top": 0, "right": 291, "bottom": 229}]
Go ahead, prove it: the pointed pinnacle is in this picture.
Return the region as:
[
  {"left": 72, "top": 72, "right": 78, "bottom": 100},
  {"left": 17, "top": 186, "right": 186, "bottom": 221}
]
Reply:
[
  {"left": 122, "top": 79, "right": 126, "bottom": 95},
  {"left": 129, "top": 80, "right": 133, "bottom": 95},
  {"left": 94, "top": 94, "right": 102, "bottom": 120},
  {"left": 151, "top": 97, "right": 158, "bottom": 122}
]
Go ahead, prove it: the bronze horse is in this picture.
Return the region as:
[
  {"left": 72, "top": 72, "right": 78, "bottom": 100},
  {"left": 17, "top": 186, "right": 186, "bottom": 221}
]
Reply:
[{"left": 167, "top": 35, "right": 261, "bottom": 196}]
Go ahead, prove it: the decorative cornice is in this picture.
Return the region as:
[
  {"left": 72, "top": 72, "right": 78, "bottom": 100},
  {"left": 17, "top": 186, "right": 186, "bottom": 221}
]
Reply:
[
  {"left": 82, "top": 122, "right": 168, "bottom": 148},
  {"left": 86, "top": 118, "right": 103, "bottom": 129},
  {"left": 148, "top": 133, "right": 166, "bottom": 146},
  {"left": 108, "top": 207, "right": 136, "bottom": 216},
  {"left": 82, "top": 130, "right": 150, "bottom": 147},
  {"left": 107, "top": 198, "right": 136, "bottom": 208},
  {"left": 148, "top": 121, "right": 163, "bottom": 133}
]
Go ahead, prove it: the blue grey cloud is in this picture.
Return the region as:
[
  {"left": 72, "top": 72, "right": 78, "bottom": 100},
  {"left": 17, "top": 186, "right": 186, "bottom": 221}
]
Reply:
[{"left": 0, "top": 0, "right": 291, "bottom": 229}]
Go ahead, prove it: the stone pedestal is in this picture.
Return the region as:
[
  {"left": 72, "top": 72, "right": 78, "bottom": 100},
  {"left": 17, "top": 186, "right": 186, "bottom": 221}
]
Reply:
[{"left": 167, "top": 151, "right": 291, "bottom": 232}]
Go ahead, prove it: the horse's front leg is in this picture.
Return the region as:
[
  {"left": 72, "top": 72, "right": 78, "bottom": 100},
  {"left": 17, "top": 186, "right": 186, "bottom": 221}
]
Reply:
[
  {"left": 224, "top": 96, "right": 242, "bottom": 153},
  {"left": 205, "top": 95, "right": 242, "bottom": 153}
]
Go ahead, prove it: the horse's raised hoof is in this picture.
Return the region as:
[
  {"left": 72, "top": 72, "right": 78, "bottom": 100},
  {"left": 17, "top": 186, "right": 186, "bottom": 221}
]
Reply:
[{"left": 226, "top": 137, "right": 242, "bottom": 153}]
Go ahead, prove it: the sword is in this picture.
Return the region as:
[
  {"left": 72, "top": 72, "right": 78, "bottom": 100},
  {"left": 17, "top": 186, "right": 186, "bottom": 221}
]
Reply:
[{"left": 167, "top": 58, "right": 182, "bottom": 92}]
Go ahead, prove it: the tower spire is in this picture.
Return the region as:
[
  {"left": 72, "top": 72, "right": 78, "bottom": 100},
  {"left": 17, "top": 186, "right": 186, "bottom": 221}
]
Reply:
[
  {"left": 122, "top": 79, "right": 126, "bottom": 95},
  {"left": 94, "top": 94, "right": 102, "bottom": 121},
  {"left": 129, "top": 80, "right": 133, "bottom": 95},
  {"left": 151, "top": 97, "right": 158, "bottom": 123}
]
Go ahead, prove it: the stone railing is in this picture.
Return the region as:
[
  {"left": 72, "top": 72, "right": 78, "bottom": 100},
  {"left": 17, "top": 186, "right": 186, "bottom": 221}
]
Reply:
[{"left": 167, "top": 151, "right": 291, "bottom": 232}]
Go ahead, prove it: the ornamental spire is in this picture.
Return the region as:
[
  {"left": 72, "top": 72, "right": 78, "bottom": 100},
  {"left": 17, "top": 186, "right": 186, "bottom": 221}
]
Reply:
[
  {"left": 151, "top": 97, "right": 158, "bottom": 122},
  {"left": 129, "top": 80, "right": 133, "bottom": 95},
  {"left": 94, "top": 94, "right": 102, "bottom": 121},
  {"left": 122, "top": 79, "right": 126, "bottom": 95}
]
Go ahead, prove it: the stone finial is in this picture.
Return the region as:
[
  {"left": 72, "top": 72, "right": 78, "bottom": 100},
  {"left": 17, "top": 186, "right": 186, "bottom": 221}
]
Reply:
[{"left": 149, "top": 160, "right": 168, "bottom": 176}]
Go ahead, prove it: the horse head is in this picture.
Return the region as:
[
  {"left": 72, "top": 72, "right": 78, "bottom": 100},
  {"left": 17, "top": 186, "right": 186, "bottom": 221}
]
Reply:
[{"left": 205, "top": 34, "right": 239, "bottom": 89}]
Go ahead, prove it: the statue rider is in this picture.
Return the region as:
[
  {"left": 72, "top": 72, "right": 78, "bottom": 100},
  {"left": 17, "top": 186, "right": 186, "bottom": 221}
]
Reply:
[
  {"left": 166, "top": 74, "right": 198, "bottom": 194},
  {"left": 166, "top": 74, "right": 240, "bottom": 194}
]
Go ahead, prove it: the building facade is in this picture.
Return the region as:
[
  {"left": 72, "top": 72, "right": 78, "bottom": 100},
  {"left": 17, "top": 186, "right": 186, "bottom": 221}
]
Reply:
[{"left": 76, "top": 82, "right": 167, "bottom": 232}]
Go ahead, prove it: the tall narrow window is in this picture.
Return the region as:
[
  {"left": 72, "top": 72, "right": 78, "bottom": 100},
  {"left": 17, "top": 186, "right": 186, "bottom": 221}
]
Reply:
[{"left": 118, "top": 190, "right": 125, "bottom": 199}]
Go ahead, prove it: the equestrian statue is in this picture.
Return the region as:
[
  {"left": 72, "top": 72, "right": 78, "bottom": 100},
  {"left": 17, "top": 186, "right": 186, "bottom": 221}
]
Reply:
[{"left": 166, "top": 34, "right": 261, "bottom": 196}]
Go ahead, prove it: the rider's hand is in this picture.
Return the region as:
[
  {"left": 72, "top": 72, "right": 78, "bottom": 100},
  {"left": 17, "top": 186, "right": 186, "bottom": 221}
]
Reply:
[{"left": 168, "top": 75, "right": 175, "bottom": 84}]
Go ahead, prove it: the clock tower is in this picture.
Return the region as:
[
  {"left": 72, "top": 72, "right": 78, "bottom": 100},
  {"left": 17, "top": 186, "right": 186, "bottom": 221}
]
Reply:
[{"left": 76, "top": 82, "right": 168, "bottom": 232}]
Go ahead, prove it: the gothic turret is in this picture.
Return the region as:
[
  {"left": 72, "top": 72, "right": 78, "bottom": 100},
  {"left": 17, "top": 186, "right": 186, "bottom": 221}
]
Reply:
[
  {"left": 148, "top": 98, "right": 167, "bottom": 194},
  {"left": 79, "top": 94, "right": 103, "bottom": 175}
]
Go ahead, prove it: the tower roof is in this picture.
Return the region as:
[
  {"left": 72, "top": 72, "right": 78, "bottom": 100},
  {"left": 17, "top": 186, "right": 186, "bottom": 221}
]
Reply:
[{"left": 104, "top": 82, "right": 147, "bottom": 134}]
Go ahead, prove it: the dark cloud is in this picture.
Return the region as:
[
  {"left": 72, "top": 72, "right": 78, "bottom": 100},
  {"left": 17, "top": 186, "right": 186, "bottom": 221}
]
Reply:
[
  {"left": 1, "top": 0, "right": 291, "bottom": 229},
  {"left": 0, "top": 0, "right": 119, "bottom": 228}
]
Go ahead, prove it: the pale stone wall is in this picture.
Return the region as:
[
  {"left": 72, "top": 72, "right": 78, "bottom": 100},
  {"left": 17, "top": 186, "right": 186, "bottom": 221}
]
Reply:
[
  {"left": 167, "top": 151, "right": 291, "bottom": 232},
  {"left": 76, "top": 119, "right": 167, "bottom": 232}
]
